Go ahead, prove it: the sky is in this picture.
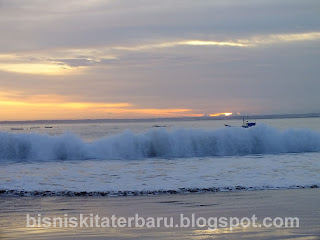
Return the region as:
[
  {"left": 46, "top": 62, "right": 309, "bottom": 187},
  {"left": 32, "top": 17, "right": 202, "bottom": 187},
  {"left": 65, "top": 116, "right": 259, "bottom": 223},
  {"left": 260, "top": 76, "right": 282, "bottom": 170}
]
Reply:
[{"left": 0, "top": 0, "right": 320, "bottom": 120}]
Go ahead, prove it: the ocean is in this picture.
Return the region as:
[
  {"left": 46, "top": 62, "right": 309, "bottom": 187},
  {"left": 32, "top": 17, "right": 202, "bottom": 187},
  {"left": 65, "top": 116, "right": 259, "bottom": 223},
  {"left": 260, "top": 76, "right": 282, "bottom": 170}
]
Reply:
[{"left": 1, "top": 118, "right": 320, "bottom": 196}]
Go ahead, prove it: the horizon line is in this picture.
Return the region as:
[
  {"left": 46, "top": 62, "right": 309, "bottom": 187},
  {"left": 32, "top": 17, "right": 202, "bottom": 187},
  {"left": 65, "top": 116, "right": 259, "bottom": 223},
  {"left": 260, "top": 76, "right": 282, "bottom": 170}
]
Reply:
[{"left": 1, "top": 112, "right": 320, "bottom": 124}]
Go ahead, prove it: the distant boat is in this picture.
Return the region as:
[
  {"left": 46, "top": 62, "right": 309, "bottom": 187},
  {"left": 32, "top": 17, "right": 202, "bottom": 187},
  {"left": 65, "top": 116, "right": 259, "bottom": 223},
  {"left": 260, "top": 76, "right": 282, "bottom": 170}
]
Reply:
[
  {"left": 152, "top": 124, "right": 166, "bottom": 128},
  {"left": 30, "top": 123, "right": 40, "bottom": 129},
  {"left": 242, "top": 122, "right": 256, "bottom": 128},
  {"left": 225, "top": 117, "right": 256, "bottom": 128},
  {"left": 11, "top": 124, "right": 24, "bottom": 130},
  {"left": 45, "top": 126, "right": 53, "bottom": 128}
]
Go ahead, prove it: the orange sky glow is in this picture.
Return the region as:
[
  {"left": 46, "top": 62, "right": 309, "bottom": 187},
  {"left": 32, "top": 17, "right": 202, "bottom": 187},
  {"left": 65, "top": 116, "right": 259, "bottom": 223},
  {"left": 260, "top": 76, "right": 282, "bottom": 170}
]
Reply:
[
  {"left": 0, "top": 1, "right": 319, "bottom": 121},
  {"left": 0, "top": 94, "right": 234, "bottom": 120}
]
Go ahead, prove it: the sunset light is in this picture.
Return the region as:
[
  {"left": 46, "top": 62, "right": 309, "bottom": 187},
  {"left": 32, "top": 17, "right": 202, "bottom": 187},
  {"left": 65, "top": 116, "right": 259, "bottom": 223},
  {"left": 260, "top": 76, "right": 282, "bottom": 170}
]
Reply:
[
  {"left": 0, "top": 94, "right": 196, "bottom": 120},
  {"left": 210, "top": 112, "right": 233, "bottom": 117},
  {"left": 0, "top": 63, "right": 78, "bottom": 75},
  {"left": 0, "top": 0, "right": 319, "bottom": 120}
]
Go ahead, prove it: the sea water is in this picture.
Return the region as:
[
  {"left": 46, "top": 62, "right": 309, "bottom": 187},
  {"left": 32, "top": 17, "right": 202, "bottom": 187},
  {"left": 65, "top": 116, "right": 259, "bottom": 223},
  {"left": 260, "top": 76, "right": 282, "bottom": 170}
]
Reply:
[{"left": 0, "top": 118, "right": 319, "bottom": 196}]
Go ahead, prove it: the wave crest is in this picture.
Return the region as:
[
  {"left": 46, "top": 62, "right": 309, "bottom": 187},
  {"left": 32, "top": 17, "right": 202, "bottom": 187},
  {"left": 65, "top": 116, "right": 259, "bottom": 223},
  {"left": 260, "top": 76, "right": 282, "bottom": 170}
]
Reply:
[{"left": 1, "top": 125, "right": 320, "bottom": 161}]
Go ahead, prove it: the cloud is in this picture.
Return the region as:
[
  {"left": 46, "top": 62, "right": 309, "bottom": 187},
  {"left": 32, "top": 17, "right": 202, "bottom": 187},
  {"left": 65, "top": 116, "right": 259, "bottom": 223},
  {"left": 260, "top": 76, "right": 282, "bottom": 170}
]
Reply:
[
  {"left": 0, "top": 0, "right": 319, "bottom": 118},
  {"left": 112, "top": 32, "right": 320, "bottom": 51},
  {"left": 0, "top": 63, "right": 78, "bottom": 75},
  {"left": 1, "top": 0, "right": 319, "bottom": 52},
  {"left": 249, "top": 32, "right": 320, "bottom": 45},
  {"left": 0, "top": 31, "right": 319, "bottom": 75},
  {"left": 113, "top": 40, "right": 250, "bottom": 51}
]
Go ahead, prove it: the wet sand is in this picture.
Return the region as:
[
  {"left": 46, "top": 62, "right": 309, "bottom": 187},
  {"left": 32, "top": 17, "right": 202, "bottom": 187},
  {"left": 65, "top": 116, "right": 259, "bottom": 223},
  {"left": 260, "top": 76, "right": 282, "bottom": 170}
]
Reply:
[{"left": 0, "top": 189, "right": 319, "bottom": 240}]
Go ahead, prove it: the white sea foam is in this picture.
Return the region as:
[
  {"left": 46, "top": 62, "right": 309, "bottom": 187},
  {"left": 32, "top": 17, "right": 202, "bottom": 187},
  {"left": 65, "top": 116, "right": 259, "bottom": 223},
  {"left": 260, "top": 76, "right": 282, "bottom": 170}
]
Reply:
[
  {"left": 1, "top": 153, "right": 319, "bottom": 195},
  {"left": 1, "top": 124, "right": 320, "bottom": 161}
]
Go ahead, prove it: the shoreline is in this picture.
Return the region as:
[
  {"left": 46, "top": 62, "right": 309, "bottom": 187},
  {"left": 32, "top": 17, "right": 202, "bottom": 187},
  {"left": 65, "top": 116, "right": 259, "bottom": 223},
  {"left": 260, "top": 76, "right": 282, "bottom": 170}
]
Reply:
[
  {"left": 0, "top": 184, "right": 319, "bottom": 197},
  {"left": 1, "top": 188, "right": 319, "bottom": 239}
]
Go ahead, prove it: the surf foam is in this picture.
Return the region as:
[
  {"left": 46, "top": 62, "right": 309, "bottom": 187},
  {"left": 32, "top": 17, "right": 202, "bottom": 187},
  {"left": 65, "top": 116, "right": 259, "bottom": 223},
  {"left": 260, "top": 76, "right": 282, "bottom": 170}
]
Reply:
[{"left": 1, "top": 125, "right": 320, "bottom": 161}]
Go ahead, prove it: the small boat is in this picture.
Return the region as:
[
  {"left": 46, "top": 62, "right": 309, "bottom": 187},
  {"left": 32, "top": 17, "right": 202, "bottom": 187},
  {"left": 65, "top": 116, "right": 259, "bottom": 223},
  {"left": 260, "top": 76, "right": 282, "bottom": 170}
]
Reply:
[
  {"left": 152, "top": 124, "right": 166, "bottom": 128},
  {"left": 225, "top": 117, "right": 256, "bottom": 128},
  {"left": 30, "top": 124, "right": 40, "bottom": 129},
  {"left": 242, "top": 122, "right": 256, "bottom": 128},
  {"left": 10, "top": 127, "right": 24, "bottom": 130},
  {"left": 11, "top": 124, "right": 24, "bottom": 130},
  {"left": 45, "top": 126, "right": 53, "bottom": 128}
]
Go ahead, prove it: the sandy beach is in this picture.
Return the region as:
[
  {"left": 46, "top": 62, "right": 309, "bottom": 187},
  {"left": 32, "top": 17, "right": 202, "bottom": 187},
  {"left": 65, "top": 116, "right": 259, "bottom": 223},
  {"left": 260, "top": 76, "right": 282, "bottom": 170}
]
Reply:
[{"left": 1, "top": 188, "right": 319, "bottom": 240}]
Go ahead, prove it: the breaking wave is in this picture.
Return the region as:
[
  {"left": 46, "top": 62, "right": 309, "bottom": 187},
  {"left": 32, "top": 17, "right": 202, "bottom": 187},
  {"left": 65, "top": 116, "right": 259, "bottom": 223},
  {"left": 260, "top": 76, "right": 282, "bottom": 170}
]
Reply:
[{"left": 1, "top": 125, "right": 320, "bottom": 161}]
